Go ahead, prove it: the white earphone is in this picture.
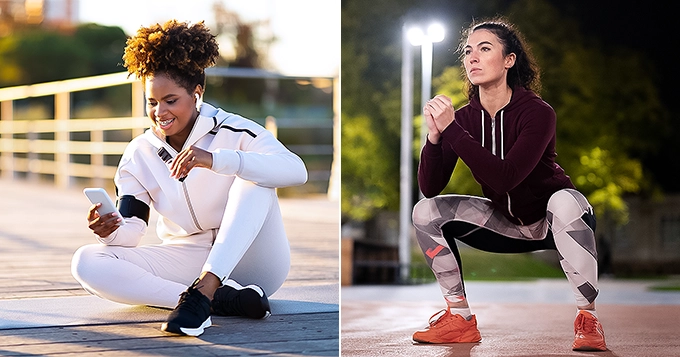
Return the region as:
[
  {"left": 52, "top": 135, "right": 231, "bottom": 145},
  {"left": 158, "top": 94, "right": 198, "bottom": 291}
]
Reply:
[{"left": 195, "top": 93, "right": 202, "bottom": 111}]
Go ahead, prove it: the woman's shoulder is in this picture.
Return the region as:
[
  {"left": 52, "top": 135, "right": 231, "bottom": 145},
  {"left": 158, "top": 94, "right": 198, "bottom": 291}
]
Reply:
[
  {"left": 454, "top": 102, "right": 477, "bottom": 122},
  {"left": 513, "top": 88, "right": 554, "bottom": 112},
  {"left": 207, "top": 104, "right": 268, "bottom": 138}
]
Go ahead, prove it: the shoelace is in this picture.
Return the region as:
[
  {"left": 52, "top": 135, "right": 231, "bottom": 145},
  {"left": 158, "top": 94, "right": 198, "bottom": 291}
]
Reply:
[
  {"left": 427, "top": 309, "right": 450, "bottom": 327},
  {"left": 177, "top": 288, "right": 206, "bottom": 314},
  {"left": 576, "top": 313, "right": 599, "bottom": 335}
]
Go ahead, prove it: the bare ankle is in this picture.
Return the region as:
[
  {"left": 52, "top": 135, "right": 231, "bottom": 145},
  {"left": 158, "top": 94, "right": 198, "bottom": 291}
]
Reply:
[{"left": 195, "top": 271, "right": 221, "bottom": 301}]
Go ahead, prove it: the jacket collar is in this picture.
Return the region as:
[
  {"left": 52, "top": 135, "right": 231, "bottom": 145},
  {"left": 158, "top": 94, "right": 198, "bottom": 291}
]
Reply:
[{"left": 145, "top": 102, "right": 226, "bottom": 154}]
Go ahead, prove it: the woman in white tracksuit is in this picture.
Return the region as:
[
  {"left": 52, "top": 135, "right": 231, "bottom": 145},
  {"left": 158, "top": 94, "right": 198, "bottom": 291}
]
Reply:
[{"left": 71, "top": 20, "right": 307, "bottom": 336}]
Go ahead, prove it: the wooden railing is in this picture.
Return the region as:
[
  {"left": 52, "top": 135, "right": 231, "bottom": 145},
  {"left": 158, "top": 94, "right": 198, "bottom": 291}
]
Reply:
[
  {"left": 0, "top": 71, "right": 338, "bottom": 197},
  {"left": 0, "top": 72, "right": 144, "bottom": 188}
]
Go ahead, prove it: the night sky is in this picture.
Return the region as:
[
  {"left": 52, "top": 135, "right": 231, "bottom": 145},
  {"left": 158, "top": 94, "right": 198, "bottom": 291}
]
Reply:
[
  {"left": 554, "top": 2, "right": 678, "bottom": 190},
  {"left": 552, "top": 2, "right": 674, "bottom": 103}
]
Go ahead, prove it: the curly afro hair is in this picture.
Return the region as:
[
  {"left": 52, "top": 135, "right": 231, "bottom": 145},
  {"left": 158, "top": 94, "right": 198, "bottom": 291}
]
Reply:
[{"left": 123, "top": 20, "right": 219, "bottom": 93}]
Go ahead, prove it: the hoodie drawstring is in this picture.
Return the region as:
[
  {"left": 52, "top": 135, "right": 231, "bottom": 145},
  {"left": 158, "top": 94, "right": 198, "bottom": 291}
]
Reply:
[
  {"left": 481, "top": 110, "right": 485, "bottom": 149},
  {"left": 500, "top": 110, "right": 505, "bottom": 160}
]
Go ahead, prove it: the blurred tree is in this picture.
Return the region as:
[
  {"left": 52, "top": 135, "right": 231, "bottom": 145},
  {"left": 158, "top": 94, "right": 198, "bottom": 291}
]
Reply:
[
  {"left": 73, "top": 24, "right": 128, "bottom": 75},
  {"left": 340, "top": 0, "right": 411, "bottom": 221},
  {"left": 0, "top": 23, "right": 126, "bottom": 87},
  {"left": 506, "top": 0, "right": 667, "bottom": 223}
]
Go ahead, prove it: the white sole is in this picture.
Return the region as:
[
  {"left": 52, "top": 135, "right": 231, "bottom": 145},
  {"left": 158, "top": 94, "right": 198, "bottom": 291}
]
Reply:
[{"left": 178, "top": 316, "right": 212, "bottom": 337}]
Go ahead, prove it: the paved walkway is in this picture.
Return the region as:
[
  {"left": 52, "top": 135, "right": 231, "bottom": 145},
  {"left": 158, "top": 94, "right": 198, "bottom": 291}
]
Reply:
[
  {"left": 342, "top": 281, "right": 680, "bottom": 356},
  {"left": 0, "top": 178, "right": 339, "bottom": 356}
]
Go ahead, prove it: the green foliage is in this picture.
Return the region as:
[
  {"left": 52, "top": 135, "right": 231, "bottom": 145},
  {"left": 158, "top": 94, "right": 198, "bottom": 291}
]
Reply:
[
  {"left": 572, "top": 147, "right": 643, "bottom": 224},
  {"left": 505, "top": 0, "right": 667, "bottom": 223},
  {"left": 411, "top": 246, "right": 564, "bottom": 282},
  {"left": 341, "top": 113, "right": 399, "bottom": 221},
  {"left": 340, "top": 0, "right": 414, "bottom": 220},
  {"left": 459, "top": 249, "right": 564, "bottom": 281},
  {"left": 0, "top": 24, "right": 127, "bottom": 87}
]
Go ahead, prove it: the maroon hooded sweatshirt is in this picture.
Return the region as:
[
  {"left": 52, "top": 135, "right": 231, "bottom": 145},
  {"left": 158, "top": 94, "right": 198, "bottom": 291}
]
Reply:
[{"left": 418, "top": 86, "right": 575, "bottom": 225}]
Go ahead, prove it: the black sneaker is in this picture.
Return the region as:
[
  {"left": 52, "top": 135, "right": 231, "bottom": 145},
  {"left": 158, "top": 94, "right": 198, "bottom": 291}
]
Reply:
[
  {"left": 211, "top": 279, "right": 271, "bottom": 319},
  {"left": 161, "top": 281, "right": 212, "bottom": 336}
]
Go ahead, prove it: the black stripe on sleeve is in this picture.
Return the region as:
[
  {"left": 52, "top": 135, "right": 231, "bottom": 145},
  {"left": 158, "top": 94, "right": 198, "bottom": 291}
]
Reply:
[{"left": 209, "top": 124, "right": 257, "bottom": 138}]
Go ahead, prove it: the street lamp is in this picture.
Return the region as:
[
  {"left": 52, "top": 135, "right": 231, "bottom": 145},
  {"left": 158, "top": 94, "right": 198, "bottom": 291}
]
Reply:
[
  {"left": 399, "top": 24, "right": 415, "bottom": 283},
  {"left": 399, "top": 22, "right": 444, "bottom": 283},
  {"left": 408, "top": 23, "right": 445, "bottom": 149}
]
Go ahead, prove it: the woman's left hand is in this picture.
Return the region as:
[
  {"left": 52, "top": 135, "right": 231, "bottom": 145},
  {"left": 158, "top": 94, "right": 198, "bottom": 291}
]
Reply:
[{"left": 170, "top": 145, "right": 213, "bottom": 180}]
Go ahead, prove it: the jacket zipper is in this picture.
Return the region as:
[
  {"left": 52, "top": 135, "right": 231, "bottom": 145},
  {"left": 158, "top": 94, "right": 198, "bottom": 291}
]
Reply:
[
  {"left": 182, "top": 181, "right": 203, "bottom": 231},
  {"left": 164, "top": 114, "right": 205, "bottom": 232},
  {"left": 160, "top": 145, "right": 203, "bottom": 231},
  {"left": 491, "top": 116, "right": 496, "bottom": 156}
]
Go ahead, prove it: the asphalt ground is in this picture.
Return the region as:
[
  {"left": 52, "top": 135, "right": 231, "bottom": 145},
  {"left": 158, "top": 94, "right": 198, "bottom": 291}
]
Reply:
[{"left": 342, "top": 281, "right": 680, "bottom": 356}]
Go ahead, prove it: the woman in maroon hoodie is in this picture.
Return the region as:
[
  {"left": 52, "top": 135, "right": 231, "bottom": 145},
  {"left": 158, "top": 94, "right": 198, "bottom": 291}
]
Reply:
[{"left": 411, "top": 18, "right": 607, "bottom": 351}]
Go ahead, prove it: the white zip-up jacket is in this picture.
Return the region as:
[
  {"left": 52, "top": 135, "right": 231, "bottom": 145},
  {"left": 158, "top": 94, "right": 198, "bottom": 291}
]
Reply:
[{"left": 98, "top": 103, "right": 308, "bottom": 246}]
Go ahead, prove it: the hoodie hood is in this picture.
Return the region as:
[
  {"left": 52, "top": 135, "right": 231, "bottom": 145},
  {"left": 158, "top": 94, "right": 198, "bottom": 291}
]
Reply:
[{"left": 468, "top": 86, "right": 539, "bottom": 112}]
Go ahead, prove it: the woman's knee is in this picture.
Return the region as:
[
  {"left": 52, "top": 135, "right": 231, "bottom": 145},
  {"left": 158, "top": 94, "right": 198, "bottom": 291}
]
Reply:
[
  {"left": 547, "top": 189, "right": 591, "bottom": 224},
  {"left": 547, "top": 189, "right": 596, "bottom": 237},
  {"left": 231, "top": 178, "right": 276, "bottom": 202},
  {"left": 71, "top": 244, "right": 110, "bottom": 285},
  {"left": 412, "top": 197, "right": 436, "bottom": 226}
]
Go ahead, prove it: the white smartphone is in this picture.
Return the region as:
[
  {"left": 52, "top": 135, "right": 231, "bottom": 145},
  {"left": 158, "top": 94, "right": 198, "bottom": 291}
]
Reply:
[{"left": 83, "top": 188, "right": 125, "bottom": 226}]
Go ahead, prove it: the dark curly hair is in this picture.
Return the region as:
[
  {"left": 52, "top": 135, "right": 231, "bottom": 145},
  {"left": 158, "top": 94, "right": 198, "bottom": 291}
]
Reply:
[
  {"left": 458, "top": 18, "right": 541, "bottom": 99},
  {"left": 122, "top": 20, "right": 219, "bottom": 93}
]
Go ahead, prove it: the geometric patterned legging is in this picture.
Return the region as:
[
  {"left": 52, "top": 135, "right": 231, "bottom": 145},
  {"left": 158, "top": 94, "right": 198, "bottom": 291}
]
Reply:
[{"left": 412, "top": 188, "right": 598, "bottom": 307}]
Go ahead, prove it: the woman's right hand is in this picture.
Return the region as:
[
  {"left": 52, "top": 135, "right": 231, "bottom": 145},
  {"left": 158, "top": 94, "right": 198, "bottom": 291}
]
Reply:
[
  {"left": 424, "top": 95, "right": 455, "bottom": 144},
  {"left": 87, "top": 203, "right": 121, "bottom": 238}
]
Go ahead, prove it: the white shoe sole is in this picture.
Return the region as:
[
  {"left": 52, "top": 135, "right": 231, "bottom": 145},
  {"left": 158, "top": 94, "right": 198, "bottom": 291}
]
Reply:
[{"left": 176, "top": 316, "right": 212, "bottom": 337}]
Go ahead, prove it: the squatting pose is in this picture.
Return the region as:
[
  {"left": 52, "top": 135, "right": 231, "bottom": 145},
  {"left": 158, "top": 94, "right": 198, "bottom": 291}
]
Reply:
[{"left": 412, "top": 18, "right": 606, "bottom": 351}]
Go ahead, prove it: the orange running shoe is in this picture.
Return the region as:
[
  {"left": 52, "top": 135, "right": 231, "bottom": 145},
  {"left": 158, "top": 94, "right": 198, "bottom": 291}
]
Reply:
[
  {"left": 412, "top": 309, "right": 482, "bottom": 344},
  {"left": 572, "top": 310, "right": 607, "bottom": 351}
]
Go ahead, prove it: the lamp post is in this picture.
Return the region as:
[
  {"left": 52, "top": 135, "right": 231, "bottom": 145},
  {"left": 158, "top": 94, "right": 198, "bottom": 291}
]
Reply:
[
  {"left": 399, "top": 23, "right": 414, "bottom": 283},
  {"left": 408, "top": 23, "right": 445, "bottom": 149},
  {"left": 399, "top": 22, "right": 444, "bottom": 283}
]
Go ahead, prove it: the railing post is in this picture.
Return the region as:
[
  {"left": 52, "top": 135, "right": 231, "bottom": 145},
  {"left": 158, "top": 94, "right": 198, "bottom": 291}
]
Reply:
[
  {"left": 55, "top": 92, "right": 70, "bottom": 188},
  {"left": 265, "top": 116, "right": 278, "bottom": 138},
  {"left": 131, "top": 80, "right": 145, "bottom": 137},
  {"left": 91, "top": 128, "right": 104, "bottom": 188},
  {"left": 0, "top": 100, "right": 14, "bottom": 180},
  {"left": 27, "top": 122, "right": 38, "bottom": 183}
]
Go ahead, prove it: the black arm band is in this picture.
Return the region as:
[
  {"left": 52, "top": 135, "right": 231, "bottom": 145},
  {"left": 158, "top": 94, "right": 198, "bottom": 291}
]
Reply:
[{"left": 117, "top": 195, "right": 150, "bottom": 224}]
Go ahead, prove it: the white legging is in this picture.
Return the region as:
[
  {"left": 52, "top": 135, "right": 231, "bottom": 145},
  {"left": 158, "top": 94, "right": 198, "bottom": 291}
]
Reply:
[
  {"left": 412, "top": 188, "right": 599, "bottom": 307},
  {"left": 71, "top": 179, "right": 291, "bottom": 308}
]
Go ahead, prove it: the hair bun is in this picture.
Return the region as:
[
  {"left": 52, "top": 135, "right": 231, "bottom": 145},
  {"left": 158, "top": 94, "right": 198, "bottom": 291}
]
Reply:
[{"left": 123, "top": 20, "right": 219, "bottom": 80}]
